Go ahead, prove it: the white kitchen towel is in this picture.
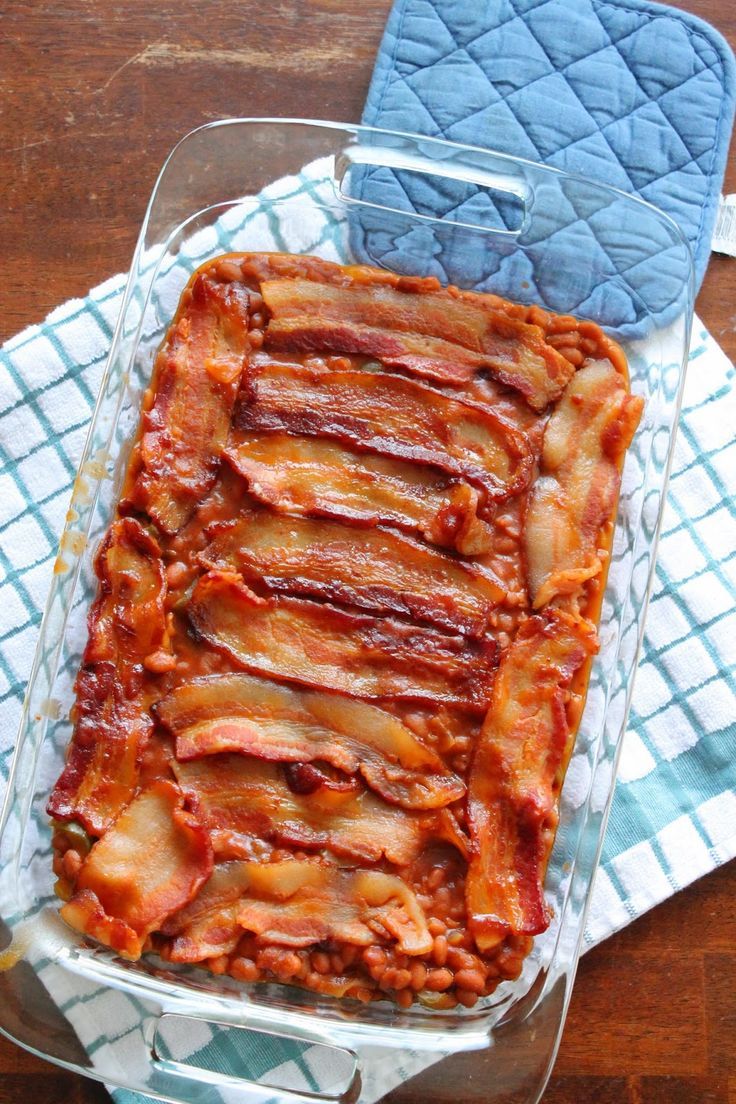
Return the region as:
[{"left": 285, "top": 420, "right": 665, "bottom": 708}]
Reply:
[{"left": 0, "top": 159, "right": 734, "bottom": 1103}]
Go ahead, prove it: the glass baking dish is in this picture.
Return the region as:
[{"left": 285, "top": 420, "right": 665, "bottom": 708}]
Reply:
[{"left": 0, "top": 119, "right": 693, "bottom": 1104}]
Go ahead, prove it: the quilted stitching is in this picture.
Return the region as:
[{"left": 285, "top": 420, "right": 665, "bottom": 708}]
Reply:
[{"left": 359, "top": 0, "right": 736, "bottom": 327}]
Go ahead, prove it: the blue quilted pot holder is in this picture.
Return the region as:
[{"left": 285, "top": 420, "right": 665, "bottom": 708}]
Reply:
[{"left": 354, "top": 0, "right": 735, "bottom": 333}]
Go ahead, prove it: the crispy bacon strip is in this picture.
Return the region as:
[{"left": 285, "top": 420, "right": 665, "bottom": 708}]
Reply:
[
  {"left": 188, "top": 571, "right": 497, "bottom": 711},
  {"left": 224, "top": 432, "right": 493, "bottom": 556},
  {"left": 156, "top": 673, "right": 464, "bottom": 809},
  {"left": 163, "top": 859, "right": 432, "bottom": 961},
  {"left": 260, "top": 274, "right": 574, "bottom": 410},
  {"left": 47, "top": 519, "right": 166, "bottom": 835},
  {"left": 201, "top": 510, "right": 504, "bottom": 635},
  {"left": 59, "top": 781, "right": 213, "bottom": 959},
  {"left": 128, "top": 273, "right": 250, "bottom": 534},
  {"left": 234, "top": 363, "right": 532, "bottom": 501},
  {"left": 525, "top": 361, "right": 644, "bottom": 608},
  {"left": 172, "top": 756, "right": 463, "bottom": 865},
  {"left": 466, "top": 611, "right": 597, "bottom": 951}
]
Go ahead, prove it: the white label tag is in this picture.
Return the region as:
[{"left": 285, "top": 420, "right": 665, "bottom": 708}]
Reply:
[{"left": 712, "top": 194, "right": 736, "bottom": 257}]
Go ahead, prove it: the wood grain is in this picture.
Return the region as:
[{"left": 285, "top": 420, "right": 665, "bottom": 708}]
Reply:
[{"left": 0, "top": 1, "right": 733, "bottom": 1102}]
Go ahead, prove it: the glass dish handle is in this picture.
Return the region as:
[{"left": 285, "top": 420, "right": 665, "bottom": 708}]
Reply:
[
  {"left": 148, "top": 1012, "right": 363, "bottom": 1104},
  {"left": 333, "top": 138, "right": 530, "bottom": 235}
]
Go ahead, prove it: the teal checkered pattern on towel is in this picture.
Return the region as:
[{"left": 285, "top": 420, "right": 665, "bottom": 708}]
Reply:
[{"left": 1, "top": 160, "right": 734, "bottom": 1102}]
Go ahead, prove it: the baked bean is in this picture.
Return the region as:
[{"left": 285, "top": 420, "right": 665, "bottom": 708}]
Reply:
[
  {"left": 327, "top": 356, "right": 353, "bottom": 372},
  {"left": 311, "top": 951, "right": 330, "bottom": 975},
  {"left": 447, "top": 947, "right": 477, "bottom": 971},
  {"left": 230, "top": 957, "right": 259, "bottom": 982},
  {"left": 449, "top": 900, "right": 466, "bottom": 921},
  {"left": 250, "top": 312, "right": 264, "bottom": 330},
  {"left": 274, "top": 953, "right": 302, "bottom": 979},
  {"left": 396, "top": 988, "right": 414, "bottom": 1009},
  {"left": 410, "top": 962, "right": 427, "bottom": 991},
  {"left": 143, "top": 649, "right": 177, "bottom": 674},
  {"left": 165, "top": 561, "right": 189, "bottom": 588},
  {"left": 341, "top": 945, "right": 359, "bottom": 968},
  {"left": 456, "top": 988, "right": 480, "bottom": 1008},
  {"left": 447, "top": 930, "right": 464, "bottom": 946},
  {"left": 61, "top": 849, "right": 82, "bottom": 881},
  {"left": 432, "top": 935, "right": 448, "bottom": 966},
  {"left": 424, "top": 968, "right": 453, "bottom": 992},
  {"left": 363, "top": 946, "right": 387, "bottom": 969},
  {"left": 557, "top": 345, "right": 585, "bottom": 367},
  {"left": 454, "top": 968, "right": 486, "bottom": 994},
  {"left": 215, "top": 260, "right": 242, "bottom": 283},
  {"left": 548, "top": 330, "right": 581, "bottom": 349},
  {"left": 207, "top": 955, "right": 229, "bottom": 975},
  {"left": 428, "top": 918, "right": 447, "bottom": 937},
  {"left": 527, "top": 306, "right": 550, "bottom": 328},
  {"left": 427, "top": 866, "right": 445, "bottom": 891}
]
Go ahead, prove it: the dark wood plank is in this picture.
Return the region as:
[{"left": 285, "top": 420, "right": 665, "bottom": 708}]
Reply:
[{"left": 0, "top": 1, "right": 734, "bottom": 1102}]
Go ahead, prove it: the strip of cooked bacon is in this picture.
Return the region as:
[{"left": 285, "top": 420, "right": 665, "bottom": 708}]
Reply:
[
  {"left": 161, "top": 861, "right": 251, "bottom": 962},
  {"left": 466, "top": 611, "right": 598, "bottom": 951},
  {"left": 47, "top": 519, "right": 166, "bottom": 835},
  {"left": 524, "top": 360, "right": 644, "bottom": 608},
  {"left": 224, "top": 432, "right": 493, "bottom": 555},
  {"left": 249, "top": 861, "right": 432, "bottom": 954},
  {"left": 156, "top": 673, "right": 464, "bottom": 809},
  {"left": 234, "top": 363, "right": 532, "bottom": 502},
  {"left": 127, "top": 272, "right": 251, "bottom": 534},
  {"left": 260, "top": 274, "right": 574, "bottom": 410},
  {"left": 188, "top": 571, "right": 497, "bottom": 710},
  {"left": 47, "top": 665, "right": 153, "bottom": 838},
  {"left": 201, "top": 510, "right": 504, "bottom": 636},
  {"left": 172, "top": 756, "right": 464, "bottom": 865},
  {"left": 163, "top": 859, "right": 432, "bottom": 961},
  {"left": 60, "top": 781, "right": 213, "bottom": 959}
]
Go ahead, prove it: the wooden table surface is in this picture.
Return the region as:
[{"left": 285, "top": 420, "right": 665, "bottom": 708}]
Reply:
[{"left": 1, "top": 2, "right": 734, "bottom": 1102}]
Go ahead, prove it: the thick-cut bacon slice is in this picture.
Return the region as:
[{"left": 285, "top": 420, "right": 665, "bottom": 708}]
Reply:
[
  {"left": 234, "top": 363, "right": 532, "bottom": 501},
  {"left": 47, "top": 519, "right": 166, "bottom": 835},
  {"left": 524, "top": 361, "right": 644, "bottom": 608},
  {"left": 466, "top": 611, "right": 597, "bottom": 951},
  {"left": 260, "top": 274, "right": 574, "bottom": 410},
  {"left": 163, "top": 859, "right": 432, "bottom": 961},
  {"left": 48, "top": 665, "right": 153, "bottom": 837},
  {"left": 172, "top": 756, "right": 464, "bottom": 865},
  {"left": 161, "top": 861, "right": 252, "bottom": 961},
  {"left": 239, "top": 862, "right": 433, "bottom": 955},
  {"left": 188, "top": 571, "right": 497, "bottom": 711},
  {"left": 156, "top": 674, "right": 464, "bottom": 809},
  {"left": 60, "top": 781, "right": 213, "bottom": 959},
  {"left": 201, "top": 510, "right": 504, "bottom": 635},
  {"left": 128, "top": 273, "right": 250, "bottom": 534},
  {"left": 224, "top": 432, "right": 493, "bottom": 555}
]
